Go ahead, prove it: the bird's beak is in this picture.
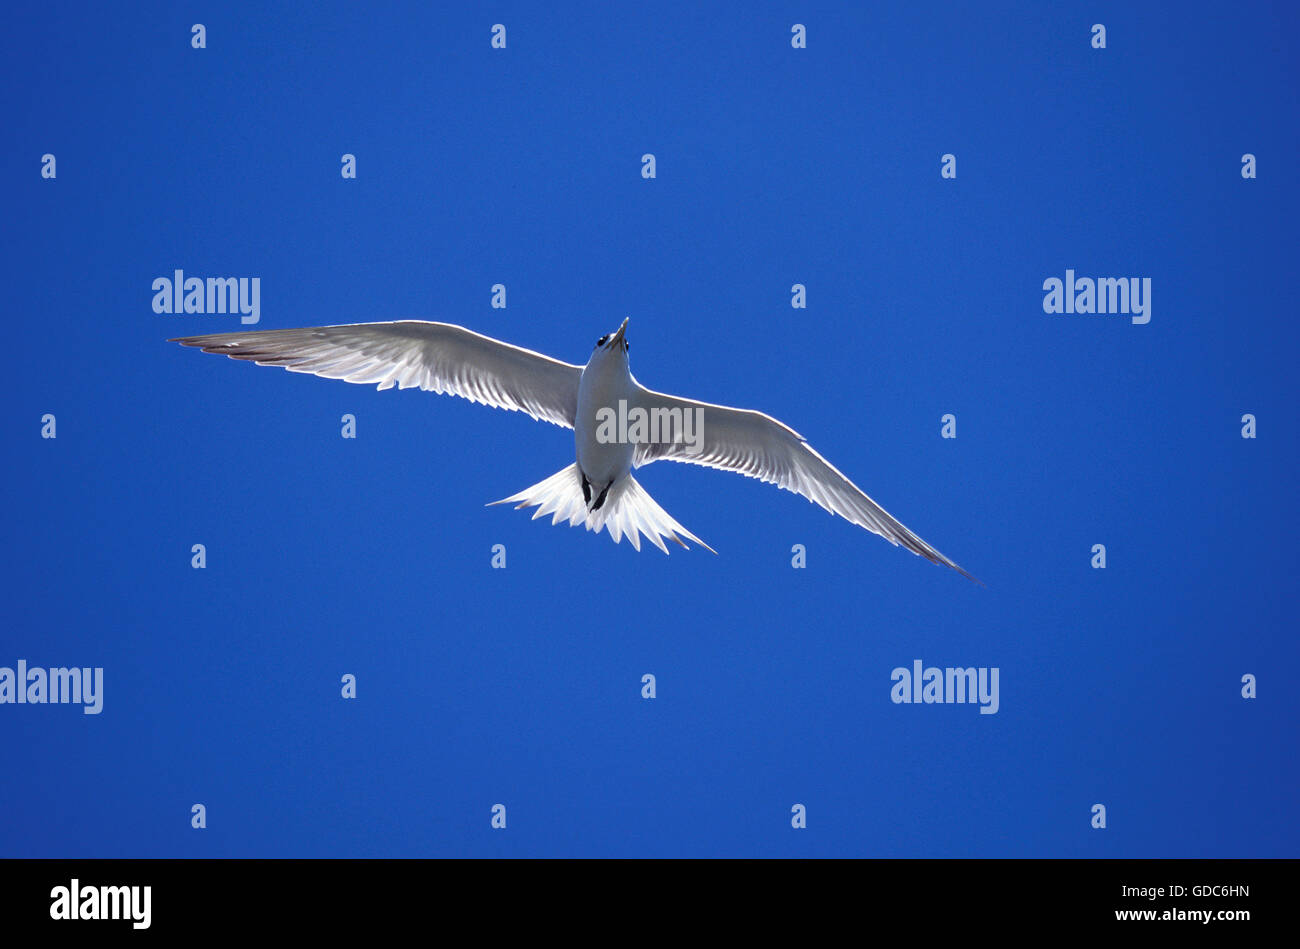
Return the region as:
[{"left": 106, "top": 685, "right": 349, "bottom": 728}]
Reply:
[{"left": 611, "top": 318, "right": 629, "bottom": 348}]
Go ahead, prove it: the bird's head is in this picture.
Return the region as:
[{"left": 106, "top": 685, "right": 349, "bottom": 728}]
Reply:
[{"left": 591, "top": 317, "right": 630, "bottom": 365}]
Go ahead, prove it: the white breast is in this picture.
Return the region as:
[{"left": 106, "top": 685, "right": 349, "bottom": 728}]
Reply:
[{"left": 575, "top": 354, "right": 636, "bottom": 486}]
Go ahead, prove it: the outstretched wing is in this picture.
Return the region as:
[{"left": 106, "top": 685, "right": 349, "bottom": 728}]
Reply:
[
  {"left": 171, "top": 321, "right": 582, "bottom": 428},
  {"left": 632, "top": 384, "right": 979, "bottom": 582}
]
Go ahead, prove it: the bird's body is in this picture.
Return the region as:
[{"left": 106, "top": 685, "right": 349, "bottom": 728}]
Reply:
[
  {"left": 171, "top": 318, "right": 978, "bottom": 581},
  {"left": 574, "top": 323, "right": 635, "bottom": 506}
]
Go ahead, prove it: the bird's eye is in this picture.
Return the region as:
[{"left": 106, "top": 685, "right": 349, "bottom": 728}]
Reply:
[{"left": 596, "top": 335, "right": 609, "bottom": 347}]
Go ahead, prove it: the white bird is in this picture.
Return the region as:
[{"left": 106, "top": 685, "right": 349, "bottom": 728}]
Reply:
[{"left": 171, "top": 318, "right": 977, "bottom": 581}]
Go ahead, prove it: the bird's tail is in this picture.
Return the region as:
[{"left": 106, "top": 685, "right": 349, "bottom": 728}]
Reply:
[{"left": 487, "top": 463, "right": 716, "bottom": 554}]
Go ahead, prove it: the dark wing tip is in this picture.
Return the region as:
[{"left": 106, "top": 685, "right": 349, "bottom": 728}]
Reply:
[{"left": 946, "top": 560, "right": 984, "bottom": 586}]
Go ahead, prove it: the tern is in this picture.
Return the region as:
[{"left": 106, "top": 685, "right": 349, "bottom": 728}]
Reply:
[{"left": 171, "top": 319, "right": 977, "bottom": 581}]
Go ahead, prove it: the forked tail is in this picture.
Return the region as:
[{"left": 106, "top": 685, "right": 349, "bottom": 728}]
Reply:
[{"left": 488, "top": 463, "right": 716, "bottom": 554}]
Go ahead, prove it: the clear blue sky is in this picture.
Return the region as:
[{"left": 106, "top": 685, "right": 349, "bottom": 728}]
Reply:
[{"left": 3, "top": 1, "right": 1296, "bottom": 856}]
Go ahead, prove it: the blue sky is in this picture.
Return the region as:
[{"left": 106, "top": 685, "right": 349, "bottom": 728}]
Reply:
[{"left": 2, "top": 1, "right": 1296, "bottom": 856}]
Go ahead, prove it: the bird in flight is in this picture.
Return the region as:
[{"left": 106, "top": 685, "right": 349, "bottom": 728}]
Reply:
[{"left": 171, "top": 319, "right": 977, "bottom": 581}]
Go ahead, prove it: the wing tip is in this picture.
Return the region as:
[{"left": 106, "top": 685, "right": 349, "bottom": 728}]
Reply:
[
  {"left": 941, "top": 558, "right": 983, "bottom": 586},
  {"left": 692, "top": 536, "right": 719, "bottom": 555}
]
